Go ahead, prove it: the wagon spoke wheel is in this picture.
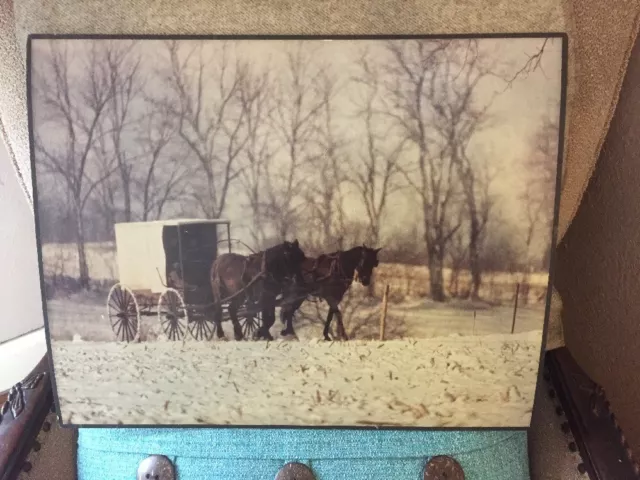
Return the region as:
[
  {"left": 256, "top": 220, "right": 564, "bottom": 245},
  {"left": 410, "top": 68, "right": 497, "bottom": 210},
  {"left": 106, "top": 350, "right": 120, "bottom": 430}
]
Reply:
[
  {"left": 107, "top": 283, "right": 140, "bottom": 343},
  {"left": 158, "top": 288, "right": 188, "bottom": 341},
  {"left": 188, "top": 315, "right": 216, "bottom": 341},
  {"left": 240, "top": 307, "right": 262, "bottom": 340}
]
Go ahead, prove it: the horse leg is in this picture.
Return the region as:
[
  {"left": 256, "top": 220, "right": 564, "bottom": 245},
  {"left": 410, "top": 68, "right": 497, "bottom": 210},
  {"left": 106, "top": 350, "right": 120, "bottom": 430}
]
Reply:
[
  {"left": 279, "top": 284, "right": 295, "bottom": 326},
  {"left": 228, "top": 299, "right": 244, "bottom": 341},
  {"left": 323, "top": 308, "right": 335, "bottom": 341},
  {"left": 212, "top": 303, "right": 226, "bottom": 340},
  {"left": 281, "top": 297, "right": 303, "bottom": 337},
  {"left": 257, "top": 296, "right": 275, "bottom": 341},
  {"left": 335, "top": 308, "right": 348, "bottom": 341}
]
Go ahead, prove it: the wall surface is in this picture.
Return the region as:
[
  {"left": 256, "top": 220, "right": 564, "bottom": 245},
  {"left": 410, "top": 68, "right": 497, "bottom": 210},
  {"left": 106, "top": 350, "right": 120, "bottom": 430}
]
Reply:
[
  {"left": 555, "top": 32, "right": 640, "bottom": 456},
  {"left": 0, "top": 139, "right": 46, "bottom": 388}
]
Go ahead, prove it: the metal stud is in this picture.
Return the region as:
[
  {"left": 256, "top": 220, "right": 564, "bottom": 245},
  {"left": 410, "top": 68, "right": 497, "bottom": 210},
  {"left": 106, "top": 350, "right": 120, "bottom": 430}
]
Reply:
[
  {"left": 423, "top": 455, "right": 465, "bottom": 480},
  {"left": 137, "top": 455, "right": 175, "bottom": 480},
  {"left": 275, "top": 462, "right": 316, "bottom": 480}
]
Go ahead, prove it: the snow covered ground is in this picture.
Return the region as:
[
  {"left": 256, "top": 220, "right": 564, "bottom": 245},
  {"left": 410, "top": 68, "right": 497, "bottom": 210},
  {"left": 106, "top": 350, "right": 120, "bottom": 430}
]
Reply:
[
  {"left": 51, "top": 331, "right": 542, "bottom": 427},
  {"left": 41, "top": 242, "right": 547, "bottom": 427}
]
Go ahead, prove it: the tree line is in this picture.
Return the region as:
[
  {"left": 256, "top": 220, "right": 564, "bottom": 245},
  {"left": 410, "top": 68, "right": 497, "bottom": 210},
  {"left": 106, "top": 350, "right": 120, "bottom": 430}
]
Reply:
[{"left": 32, "top": 38, "right": 559, "bottom": 301}]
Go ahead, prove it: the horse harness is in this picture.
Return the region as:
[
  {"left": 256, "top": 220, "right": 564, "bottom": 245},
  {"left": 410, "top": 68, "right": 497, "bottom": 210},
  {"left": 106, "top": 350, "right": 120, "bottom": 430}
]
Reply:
[{"left": 308, "top": 251, "right": 359, "bottom": 286}]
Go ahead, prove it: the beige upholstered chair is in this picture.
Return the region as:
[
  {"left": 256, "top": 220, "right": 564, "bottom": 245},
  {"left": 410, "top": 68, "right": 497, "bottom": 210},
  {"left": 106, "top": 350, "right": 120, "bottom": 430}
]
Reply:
[{"left": 2, "top": 1, "right": 640, "bottom": 478}]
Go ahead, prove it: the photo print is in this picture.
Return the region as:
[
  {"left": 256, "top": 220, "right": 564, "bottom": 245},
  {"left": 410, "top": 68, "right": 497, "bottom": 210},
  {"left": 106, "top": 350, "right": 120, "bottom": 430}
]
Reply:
[{"left": 29, "top": 34, "right": 566, "bottom": 427}]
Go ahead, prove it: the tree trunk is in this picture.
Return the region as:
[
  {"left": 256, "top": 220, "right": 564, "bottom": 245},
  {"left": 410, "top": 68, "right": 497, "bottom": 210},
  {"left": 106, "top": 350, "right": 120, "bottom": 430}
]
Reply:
[
  {"left": 427, "top": 248, "right": 446, "bottom": 302},
  {"left": 123, "top": 180, "right": 132, "bottom": 222},
  {"left": 366, "top": 227, "right": 380, "bottom": 297},
  {"left": 73, "top": 199, "right": 90, "bottom": 290},
  {"left": 424, "top": 222, "right": 446, "bottom": 302},
  {"left": 468, "top": 214, "right": 482, "bottom": 300},
  {"left": 449, "top": 267, "right": 459, "bottom": 297},
  {"left": 428, "top": 254, "right": 446, "bottom": 302}
]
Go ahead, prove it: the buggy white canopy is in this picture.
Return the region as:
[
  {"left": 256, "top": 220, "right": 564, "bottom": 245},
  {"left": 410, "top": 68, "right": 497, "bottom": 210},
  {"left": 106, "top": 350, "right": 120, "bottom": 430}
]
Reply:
[
  {"left": 106, "top": 219, "right": 232, "bottom": 343},
  {"left": 114, "top": 219, "right": 231, "bottom": 294}
]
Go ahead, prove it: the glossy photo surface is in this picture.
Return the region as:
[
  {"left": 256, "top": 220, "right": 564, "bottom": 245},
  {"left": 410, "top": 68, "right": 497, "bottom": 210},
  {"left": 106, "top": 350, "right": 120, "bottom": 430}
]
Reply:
[{"left": 28, "top": 34, "right": 566, "bottom": 427}]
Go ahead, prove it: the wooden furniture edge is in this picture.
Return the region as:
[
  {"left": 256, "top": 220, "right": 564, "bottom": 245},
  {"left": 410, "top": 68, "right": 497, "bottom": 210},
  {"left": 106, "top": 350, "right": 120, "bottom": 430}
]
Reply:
[{"left": 0, "top": 354, "right": 54, "bottom": 480}]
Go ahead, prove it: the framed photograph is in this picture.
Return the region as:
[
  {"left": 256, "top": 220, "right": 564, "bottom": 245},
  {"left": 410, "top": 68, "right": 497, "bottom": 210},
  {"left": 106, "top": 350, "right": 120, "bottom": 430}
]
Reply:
[{"left": 29, "top": 33, "right": 566, "bottom": 427}]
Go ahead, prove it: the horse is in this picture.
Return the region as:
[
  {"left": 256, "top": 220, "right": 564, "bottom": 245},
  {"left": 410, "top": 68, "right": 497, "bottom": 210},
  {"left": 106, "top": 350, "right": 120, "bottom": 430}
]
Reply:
[
  {"left": 279, "top": 245, "right": 382, "bottom": 341},
  {"left": 210, "top": 239, "right": 306, "bottom": 341}
]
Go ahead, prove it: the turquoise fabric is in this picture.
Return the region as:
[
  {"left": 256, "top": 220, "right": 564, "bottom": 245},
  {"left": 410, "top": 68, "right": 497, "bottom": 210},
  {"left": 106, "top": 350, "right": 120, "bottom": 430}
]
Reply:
[{"left": 77, "top": 428, "right": 530, "bottom": 479}]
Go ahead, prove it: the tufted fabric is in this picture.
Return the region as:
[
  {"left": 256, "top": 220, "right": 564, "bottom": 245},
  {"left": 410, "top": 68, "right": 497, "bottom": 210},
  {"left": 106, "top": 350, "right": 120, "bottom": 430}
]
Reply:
[{"left": 76, "top": 428, "right": 530, "bottom": 480}]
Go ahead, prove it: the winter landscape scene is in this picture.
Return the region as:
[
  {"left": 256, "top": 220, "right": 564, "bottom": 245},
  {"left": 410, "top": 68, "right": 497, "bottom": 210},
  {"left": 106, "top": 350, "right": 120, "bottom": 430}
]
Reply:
[{"left": 30, "top": 36, "right": 563, "bottom": 427}]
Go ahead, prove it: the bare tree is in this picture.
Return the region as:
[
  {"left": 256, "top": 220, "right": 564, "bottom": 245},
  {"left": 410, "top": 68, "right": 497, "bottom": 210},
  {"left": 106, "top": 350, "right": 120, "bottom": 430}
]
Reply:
[
  {"left": 425, "top": 40, "right": 501, "bottom": 301},
  {"left": 379, "top": 39, "right": 462, "bottom": 302},
  {"left": 265, "top": 43, "right": 326, "bottom": 241},
  {"left": 159, "top": 40, "right": 249, "bottom": 219},
  {"left": 34, "top": 41, "right": 115, "bottom": 288},
  {"left": 447, "top": 213, "right": 469, "bottom": 298},
  {"left": 236, "top": 67, "right": 273, "bottom": 249},
  {"left": 136, "top": 100, "right": 187, "bottom": 221},
  {"left": 481, "top": 219, "right": 521, "bottom": 274},
  {"left": 520, "top": 111, "right": 559, "bottom": 288},
  {"left": 302, "top": 70, "right": 349, "bottom": 252},
  {"left": 102, "top": 41, "right": 144, "bottom": 222},
  {"left": 351, "top": 49, "right": 406, "bottom": 251}
]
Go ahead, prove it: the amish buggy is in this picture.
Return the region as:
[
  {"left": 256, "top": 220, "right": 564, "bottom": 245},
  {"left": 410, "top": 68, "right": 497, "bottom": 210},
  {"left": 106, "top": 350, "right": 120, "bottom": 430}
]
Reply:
[
  {"left": 106, "top": 219, "right": 308, "bottom": 343},
  {"left": 106, "top": 219, "right": 260, "bottom": 342},
  {"left": 279, "top": 245, "right": 382, "bottom": 341}
]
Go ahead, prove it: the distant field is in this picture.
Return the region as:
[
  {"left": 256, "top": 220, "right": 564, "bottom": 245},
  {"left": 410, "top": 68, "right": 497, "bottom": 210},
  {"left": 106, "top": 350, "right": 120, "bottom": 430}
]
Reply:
[{"left": 45, "top": 290, "right": 546, "bottom": 342}]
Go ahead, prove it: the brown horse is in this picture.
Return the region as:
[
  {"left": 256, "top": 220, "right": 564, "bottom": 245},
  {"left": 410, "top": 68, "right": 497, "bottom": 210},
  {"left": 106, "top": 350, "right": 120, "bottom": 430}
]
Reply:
[
  {"left": 280, "top": 245, "right": 381, "bottom": 341},
  {"left": 210, "top": 239, "right": 306, "bottom": 341}
]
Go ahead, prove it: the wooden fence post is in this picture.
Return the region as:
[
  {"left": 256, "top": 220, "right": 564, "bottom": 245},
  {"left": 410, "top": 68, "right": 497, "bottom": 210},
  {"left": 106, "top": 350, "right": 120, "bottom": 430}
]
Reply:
[
  {"left": 473, "top": 309, "right": 477, "bottom": 335},
  {"left": 380, "top": 284, "right": 390, "bottom": 341},
  {"left": 511, "top": 283, "right": 520, "bottom": 334}
]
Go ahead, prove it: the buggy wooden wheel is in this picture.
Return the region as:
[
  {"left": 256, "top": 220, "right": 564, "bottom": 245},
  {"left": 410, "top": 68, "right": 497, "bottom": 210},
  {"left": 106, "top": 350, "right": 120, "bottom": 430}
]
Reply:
[
  {"left": 158, "top": 288, "right": 188, "bottom": 341},
  {"left": 240, "top": 311, "right": 262, "bottom": 339},
  {"left": 107, "top": 283, "right": 140, "bottom": 342},
  {"left": 188, "top": 315, "right": 216, "bottom": 341}
]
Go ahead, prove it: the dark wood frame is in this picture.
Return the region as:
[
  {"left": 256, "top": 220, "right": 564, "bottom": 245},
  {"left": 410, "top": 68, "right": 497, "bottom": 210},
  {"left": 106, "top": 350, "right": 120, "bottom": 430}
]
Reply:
[
  {"left": 0, "top": 355, "right": 55, "bottom": 480},
  {"left": 543, "top": 347, "right": 640, "bottom": 479}
]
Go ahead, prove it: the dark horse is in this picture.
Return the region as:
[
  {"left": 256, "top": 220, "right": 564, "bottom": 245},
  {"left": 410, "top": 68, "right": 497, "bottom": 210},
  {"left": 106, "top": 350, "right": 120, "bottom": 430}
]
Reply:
[
  {"left": 280, "top": 245, "right": 381, "bottom": 341},
  {"left": 210, "top": 240, "right": 306, "bottom": 341}
]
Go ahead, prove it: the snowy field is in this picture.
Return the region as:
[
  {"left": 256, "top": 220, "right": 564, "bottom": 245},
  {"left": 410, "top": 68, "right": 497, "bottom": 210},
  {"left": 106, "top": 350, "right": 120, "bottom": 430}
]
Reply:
[
  {"left": 41, "top": 241, "right": 547, "bottom": 427},
  {"left": 52, "top": 331, "right": 542, "bottom": 427}
]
